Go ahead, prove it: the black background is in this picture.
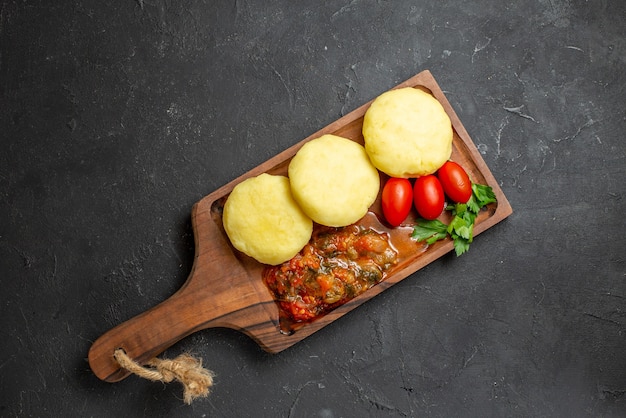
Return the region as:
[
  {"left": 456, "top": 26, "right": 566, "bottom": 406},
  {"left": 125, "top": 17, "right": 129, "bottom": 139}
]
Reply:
[{"left": 1, "top": 1, "right": 625, "bottom": 417}]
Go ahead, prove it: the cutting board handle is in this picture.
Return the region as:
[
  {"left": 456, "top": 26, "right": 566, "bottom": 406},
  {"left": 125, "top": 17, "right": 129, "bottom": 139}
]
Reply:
[
  {"left": 88, "top": 200, "right": 276, "bottom": 382},
  {"left": 88, "top": 280, "right": 208, "bottom": 382}
]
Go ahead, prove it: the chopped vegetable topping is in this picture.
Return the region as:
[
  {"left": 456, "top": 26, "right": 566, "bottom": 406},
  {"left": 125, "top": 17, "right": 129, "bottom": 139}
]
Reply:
[{"left": 263, "top": 226, "right": 398, "bottom": 324}]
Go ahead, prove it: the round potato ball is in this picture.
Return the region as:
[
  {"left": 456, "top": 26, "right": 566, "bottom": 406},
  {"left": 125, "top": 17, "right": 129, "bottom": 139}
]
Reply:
[
  {"left": 288, "top": 134, "right": 380, "bottom": 227},
  {"left": 362, "top": 87, "right": 453, "bottom": 178},
  {"left": 223, "top": 174, "right": 313, "bottom": 265}
]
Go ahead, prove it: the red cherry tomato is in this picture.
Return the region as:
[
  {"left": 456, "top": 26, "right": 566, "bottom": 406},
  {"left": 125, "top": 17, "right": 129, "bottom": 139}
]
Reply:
[
  {"left": 413, "top": 175, "right": 445, "bottom": 220},
  {"left": 381, "top": 178, "right": 413, "bottom": 227},
  {"left": 437, "top": 161, "right": 472, "bottom": 203}
]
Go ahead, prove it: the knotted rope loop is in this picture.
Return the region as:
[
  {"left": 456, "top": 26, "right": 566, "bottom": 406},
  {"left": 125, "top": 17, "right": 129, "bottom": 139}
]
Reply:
[{"left": 113, "top": 348, "right": 215, "bottom": 404}]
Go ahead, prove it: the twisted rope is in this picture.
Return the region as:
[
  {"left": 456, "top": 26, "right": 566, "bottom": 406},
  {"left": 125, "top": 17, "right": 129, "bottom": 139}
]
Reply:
[{"left": 113, "top": 348, "right": 215, "bottom": 404}]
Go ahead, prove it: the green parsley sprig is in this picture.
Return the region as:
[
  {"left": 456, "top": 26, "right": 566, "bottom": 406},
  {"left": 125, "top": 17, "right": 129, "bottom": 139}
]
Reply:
[{"left": 411, "top": 183, "right": 496, "bottom": 256}]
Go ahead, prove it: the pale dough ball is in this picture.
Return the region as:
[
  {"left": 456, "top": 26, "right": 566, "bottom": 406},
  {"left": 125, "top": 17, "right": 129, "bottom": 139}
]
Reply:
[
  {"left": 223, "top": 174, "right": 313, "bottom": 265},
  {"left": 288, "top": 134, "right": 380, "bottom": 227},
  {"left": 362, "top": 87, "right": 453, "bottom": 178}
]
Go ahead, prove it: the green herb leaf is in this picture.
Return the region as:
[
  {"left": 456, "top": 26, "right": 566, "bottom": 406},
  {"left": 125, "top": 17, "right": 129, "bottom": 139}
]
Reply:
[
  {"left": 452, "top": 236, "right": 471, "bottom": 256},
  {"left": 447, "top": 214, "right": 471, "bottom": 240},
  {"left": 466, "top": 194, "right": 481, "bottom": 214},
  {"left": 470, "top": 183, "right": 496, "bottom": 213},
  {"left": 411, "top": 219, "right": 448, "bottom": 245},
  {"left": 451, "top": 203, "right": 467, "bottom": 217}
]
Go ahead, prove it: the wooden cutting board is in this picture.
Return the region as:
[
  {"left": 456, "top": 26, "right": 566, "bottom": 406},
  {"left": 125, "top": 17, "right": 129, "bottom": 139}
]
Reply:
[{"left": 88, "top": 70, "right": 513, "bottom": 383}]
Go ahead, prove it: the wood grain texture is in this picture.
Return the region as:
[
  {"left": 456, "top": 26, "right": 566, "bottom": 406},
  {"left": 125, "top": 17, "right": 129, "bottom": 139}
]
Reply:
[{"left": 88, "top": 70, "right": 512, "bottom": 382}]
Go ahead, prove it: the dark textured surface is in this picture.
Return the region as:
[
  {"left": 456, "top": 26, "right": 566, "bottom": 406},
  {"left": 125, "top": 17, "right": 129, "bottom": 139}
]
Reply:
[{"left": 1, "top": 1, "right": 625, "bottom": 416}]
